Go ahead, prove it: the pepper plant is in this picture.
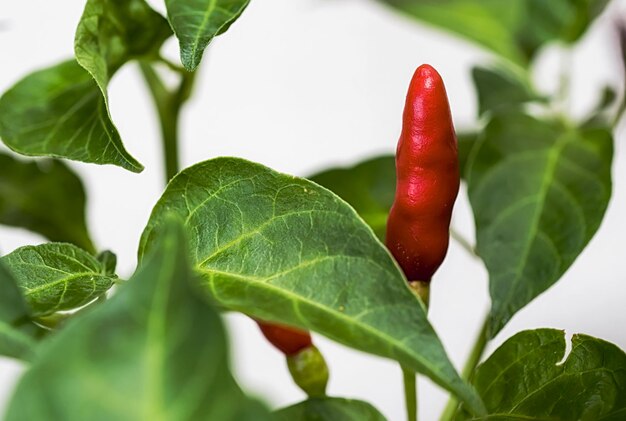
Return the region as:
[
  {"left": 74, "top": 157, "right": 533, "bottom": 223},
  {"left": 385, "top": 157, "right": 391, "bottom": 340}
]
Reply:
[{"left": 0, "top": 1, "right": 624, "bottom": 420}]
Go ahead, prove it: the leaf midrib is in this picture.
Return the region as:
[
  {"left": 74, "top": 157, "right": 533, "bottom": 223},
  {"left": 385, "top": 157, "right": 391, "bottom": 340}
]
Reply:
[
  {"left": 189, "top": 0, "right": 218, "bottom": 61},
  {"left": 199, "top": 261, "right": 468, "bottom": 407},
  {"left": 20, "top": 271, "right": 107, "bottom": 296},
  {"left": 509, "top": 365, "right": 615, "bottom": 412},
  {"left": 480, "top": 337, "right": 562, "bottom": 397},
  {"left": 492, "top": 134, "right": 570, "bottom": 323},
  {"left": 197, "top": 208, "right": 348, "bottom": 268},
  {"left": 143, "top": 245, "right": 172, "bottom": 421}
]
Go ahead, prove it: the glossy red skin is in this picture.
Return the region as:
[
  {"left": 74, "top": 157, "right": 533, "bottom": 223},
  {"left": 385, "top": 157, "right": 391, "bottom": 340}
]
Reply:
[
  {"left": 257, "top": 320, "right": 313, "bottom": 356},
  {"left": 386, "top": 64, "right": 459, "bottom": 283}
]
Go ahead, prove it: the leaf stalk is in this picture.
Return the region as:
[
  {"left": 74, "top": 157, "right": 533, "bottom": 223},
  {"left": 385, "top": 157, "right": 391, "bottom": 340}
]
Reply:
[
  {"left": 439, "top": 316, "right": 489, "bottom": 421},
  {"left": 402, "top": 365, "right": 418, "bottom": 421},
  {"left": 139, "top": 60, "right": 196, "bottom": 183}
]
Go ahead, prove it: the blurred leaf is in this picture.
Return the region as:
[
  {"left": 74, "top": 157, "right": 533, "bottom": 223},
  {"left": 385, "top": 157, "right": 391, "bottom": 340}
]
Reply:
[
  {"left": 1, "top": 243, "right": 117, "bottom": 317},
  {"left": 96, "top": 250, "right": 117, "bottom": 275},
  {"left": 309, "top": 134, "right": 477, "bottom": 239},
  {"left": 457, "top": 132, "right": 479, "bottom": 178},
  {"left": 467, "top": 114, "right": 613, "bottom": 337},
  {"left": 0, "top": 60, "right": 143, "bottom": 172},
  {"left": 0, "top": 261, "right": 43, "bottom": 361},
  {"left": 165, "top": 0, "right": 250, "bottom": 71},
  {"left": 0, "top": 153, "right": 94, "bottom": 252},
  {"left": 472, "top": 66, "right": 543, "bottom": 116},
  {"left": 139, "top": 157, "right": 485, "bottom": 415},
  {"left": 75, "top": 0, "right": 172, "bottom": 97},
  {"left": 620, "top": 20, "right": 626, "bottom": 68},
  {"left": 5, "top": 220, "right": 271, "bottom": 421},
  {"left": 275, "top": 397, "right": 387, "bottom": 421},
  {"left": 582, "top": 85, "right": 618, "bottom": 127},
  {"left": 378, "top": 0, "right": 609, "bottom": 66},
  {"left": 457, "top": 329, "right": 626, "bottom": 420},
  {"left": 594, "top": 86, "right": 618, "bottom": 111}
]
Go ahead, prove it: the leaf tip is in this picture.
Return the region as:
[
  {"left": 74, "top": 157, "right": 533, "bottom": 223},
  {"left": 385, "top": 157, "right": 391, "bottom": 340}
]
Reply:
[{"left": 180, "top": 50, "right": 201, "bottom": 72}]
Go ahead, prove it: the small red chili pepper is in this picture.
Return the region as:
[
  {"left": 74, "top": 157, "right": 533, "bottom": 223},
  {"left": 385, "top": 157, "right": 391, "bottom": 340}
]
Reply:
[
  {"left": 256, "top": 320, "right": 329, "bottom": 397},
  {"left": 256, "top": 320, "right": 312, "bottom": 356},
  {"left": 386, "top": 64, "right": 460, "bottom": 287}
]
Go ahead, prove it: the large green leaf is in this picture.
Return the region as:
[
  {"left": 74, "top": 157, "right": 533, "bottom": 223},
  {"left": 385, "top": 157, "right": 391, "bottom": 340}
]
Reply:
[
  {"left": 472, "top": 66, "right": 543, "bottom": 116},
  {"left": 275, "top": 397, "right": 387, "bottom": 421},
  {"left": 139, "top": 157, "right": 485, "bottom": 415},
  {"left": 0, "top": 261, "right": 43, "bottom": 361},
  {"left": 309, "top": 135, "right": 476, "bottom": 240},
  {"left": 164, "top": 0, "right": 251, "bottom": 71},
  {"left": 5, "top": 220, "right": 271, "bottom": 421},
  {"left": 1, "top": 243, "right": 117, "bottom": 317},
  {"left": 456, "top": 329, "right": 626, "bottom": 420},
  {"left": 75, "top": 0, "right": 172, "bottom": 97},
  {"left": 0, "top": 153, "right": 94, "bottom": 252},
  {"left": 467, "top": 114, "right": 613, "bottom": 337},
  {"left": 310, "top": 156, "right": 395, "bottom": 241},
  {"left": 0, "top": 60, "right": 143, "bottom": 172},
  {"left": 378, "top": 0, "right": 609, "bottom": 66}
]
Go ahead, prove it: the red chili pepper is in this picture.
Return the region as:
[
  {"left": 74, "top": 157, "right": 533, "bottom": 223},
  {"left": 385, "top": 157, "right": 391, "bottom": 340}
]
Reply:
[
  {"left": 386, "top": 64, "right": 460, "bottom": 285},
  {"left": 255, "top": 320, "right": 329, "bottom": 397},
  {"left": 256, "top": 320, "right": 312, "bottom": 356}
]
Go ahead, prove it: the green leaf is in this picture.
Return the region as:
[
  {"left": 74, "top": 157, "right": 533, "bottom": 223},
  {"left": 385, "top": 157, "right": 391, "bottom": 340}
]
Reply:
[
  {"left": 75, "top": 0, "right": 172, "bottom": 97},
  {"left": 467, "top": 114, "right": 613, "bottom": 336},
  {"left": 1, "top": 243, "right": 117, "bottom": 317},
  {"left": 472, "top": 66, "right": 542, "bottom": 116},
  {"left": 0, "top": 153, "right": 94, "bottom": 252},
  {"left": 0, "top": 60, "right": 143, "bottom": 172},
  {"left": 139, "top": 157, "right": 485, "bottom": 415},
  {"left": 164, "top": 0, "right": 251, "bottom": 71},
  {"left": 457, "top": 132, "right": 479, "bottom": 179},
  {"left": 0, "top": 261, "right": 43, "bottom": 361},
  {"left": 310, "top": 156, "right": 395, "bottom": 241},
  {"left": 5, "top": 220, "right": 271, "bottom": 421},
  {"left": 275, "top": 397, "right": 387, "bottom": 421},
  {"left": 309, "top": 135, "right": 476, "bottom": 239},
  {"left": 0, "top": 0, "right": 172, "bottom": 172},
  {"left": 378, "top": 0, "right": 609, "bottom": 66},
  {"left": 96, "top": 250, "right": 117, "bottom": 275},
  {"left": 457, "top": 329, "right": 626, "bottom": 420}
]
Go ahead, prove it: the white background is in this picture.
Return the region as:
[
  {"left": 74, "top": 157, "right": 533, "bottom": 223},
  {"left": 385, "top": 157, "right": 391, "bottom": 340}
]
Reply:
[{"left": 1, "top": 1, "right": 626, "bottom": 420}]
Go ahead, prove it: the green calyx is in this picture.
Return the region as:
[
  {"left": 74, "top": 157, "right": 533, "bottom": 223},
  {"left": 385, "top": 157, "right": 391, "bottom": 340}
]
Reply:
[{"left": 287, "top": 345, "right": 329, "bottom": 397}]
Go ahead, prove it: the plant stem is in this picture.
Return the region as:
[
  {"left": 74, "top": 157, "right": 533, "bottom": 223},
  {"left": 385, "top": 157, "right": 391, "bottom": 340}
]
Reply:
[
  {"left": 461, "top": 316, "right": 489, "bottom": 381},
  {"left": 613, "top": 99, "right": 626, "bottom": 129},
  {"left": 439, "top": 316, "right": 490, "bottom": 421},
  {"left": 402, "top": 282, "right": 430, "bottom": 421},
  {"left": 450, "top": 228, "right": 477, "bottom": 259},
  {"left": 139, "top": 61, "right": 196, "bottom": 183},
  {"left": 402, "top": 365, "right": 418, "bottom": 421}
]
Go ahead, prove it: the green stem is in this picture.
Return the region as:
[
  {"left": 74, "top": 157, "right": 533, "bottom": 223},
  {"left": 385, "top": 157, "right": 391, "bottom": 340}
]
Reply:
[
  {"left": 613, "top": 99, "right": 626, "bottom": 129},
  {"left": 139, "top": 61, "right": 196, "bottom": 183},
  {"left": 402, "top": 283, "right": 430, "bottom": 421},
  {"left": 439, "top": 316, "right": 490, "bottom": 421},
  {"left": 450, "top": 228, "right": 477, "bottom": 259},
  {"left": 402, "top": 365, "right": 417, "bottom": 421}
]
